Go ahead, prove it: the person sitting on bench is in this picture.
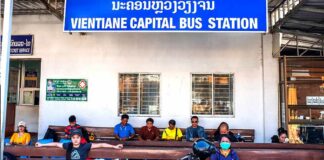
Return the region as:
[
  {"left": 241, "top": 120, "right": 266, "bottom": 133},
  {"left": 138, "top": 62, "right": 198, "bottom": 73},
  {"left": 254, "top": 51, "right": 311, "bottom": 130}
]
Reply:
[
  {"left": 139, "top": 118, "right": 159, "bottom": 141},
  {"left": 114, "top": 114, "right": 135, "bottom": 141},
  {"left": 186, "top": 116, "right": 207, "bottom": 142},
  {"left": 271, "top": 127, "right": 289, "bottom": 143},
  {"left": 36, "top": 129, "right": 123, "bottom": 160},
  {"left": 210, "top": 135, "right": 239, "bottom": 160},
  {"left": 64, "top": 115, "right": 87, "bottom": 143},
  {"left": 162, "top": 119, "right": 183, "bottom": 141},
  {"left": 65, "top": 115, "right": 81, "bottom": 138},
  {"left": 214, "top": 122, "right": 238, "bottom": 142},
  {"left": 10, "top": 121, "right": 31, "bottom": 145}
]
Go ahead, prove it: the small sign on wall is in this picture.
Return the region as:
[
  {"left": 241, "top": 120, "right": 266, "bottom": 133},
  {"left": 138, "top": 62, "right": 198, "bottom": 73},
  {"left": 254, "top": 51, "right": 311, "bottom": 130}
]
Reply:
[
  {"left": 0, "top": 35, "right": 34, "bottom": 55},
  {"left": 46, "top": 79, "right": 88, "bottom": 101},
  {"left": 306, "top": 96, "right": 324, "bottom": 105}
]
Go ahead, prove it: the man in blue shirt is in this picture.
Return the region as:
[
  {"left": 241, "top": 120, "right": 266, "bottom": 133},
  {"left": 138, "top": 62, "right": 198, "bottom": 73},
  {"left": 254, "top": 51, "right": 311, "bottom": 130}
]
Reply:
[
  {"left": 114, "top": 114, "right": 135, "bottom": 141},
  {"left": 186, "top": 116, "right": 207, "bottom": 141}
]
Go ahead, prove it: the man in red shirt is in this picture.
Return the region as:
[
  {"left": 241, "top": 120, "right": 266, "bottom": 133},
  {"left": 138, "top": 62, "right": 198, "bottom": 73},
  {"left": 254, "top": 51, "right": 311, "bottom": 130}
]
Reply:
[{"left": 139, "top": 118, "right": 160, "bottom": 141}]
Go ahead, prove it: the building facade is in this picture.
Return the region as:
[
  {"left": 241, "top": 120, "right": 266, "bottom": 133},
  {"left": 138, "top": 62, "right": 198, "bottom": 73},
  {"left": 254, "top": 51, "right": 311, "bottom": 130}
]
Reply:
[{"left": 9, "top": 15, "right": 278, "bottom": 143}]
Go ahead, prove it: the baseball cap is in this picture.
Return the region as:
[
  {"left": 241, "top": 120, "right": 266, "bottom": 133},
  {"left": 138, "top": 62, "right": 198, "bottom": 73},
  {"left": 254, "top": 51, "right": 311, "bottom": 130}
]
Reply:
[
  {"left": 18, "top": 121, "right": 26, "bottom": 127},
  {"left": 71, "top": 129, "right": 83, "bottom": 137}
]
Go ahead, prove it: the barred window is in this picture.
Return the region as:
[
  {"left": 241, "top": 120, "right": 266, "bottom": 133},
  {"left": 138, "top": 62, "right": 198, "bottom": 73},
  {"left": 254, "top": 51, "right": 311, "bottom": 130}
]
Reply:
[
  {"left": 192, "top": 74, "right": 234, "bottom": 116},
  {"left": 119, "top": 73, "right": 160, "bottom": 115}
]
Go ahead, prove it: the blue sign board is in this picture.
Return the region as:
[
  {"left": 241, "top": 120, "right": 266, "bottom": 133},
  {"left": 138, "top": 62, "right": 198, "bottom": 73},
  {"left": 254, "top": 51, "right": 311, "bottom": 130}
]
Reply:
[
  {"left": 0, "top": 35, "right": 33, "bottom": 55},
  {"left": 64, "top": 0, "right": 267, "bottom": 32}
]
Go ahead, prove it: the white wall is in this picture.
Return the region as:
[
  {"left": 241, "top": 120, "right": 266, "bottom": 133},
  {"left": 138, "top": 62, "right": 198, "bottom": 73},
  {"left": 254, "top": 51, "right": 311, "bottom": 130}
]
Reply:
[
  {"left": 11, "top": 15, "right": 278, "bottom": 142},
  {"left": 262, "top": 34, "right": 279, "bottom": 142},
  {"left": 14, "top": 105, "right": 39, "bottom": 132}
]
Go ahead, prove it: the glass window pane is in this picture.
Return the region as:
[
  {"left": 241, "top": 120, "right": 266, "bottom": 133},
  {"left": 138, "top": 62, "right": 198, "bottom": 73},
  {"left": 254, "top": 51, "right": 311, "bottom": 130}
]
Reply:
[
  {"left": 192, "top": 74, "right": 234, "bottom": 116},
  {"left": 192, "top": 74, "right": 213, "bottom": 115},
  {"left": 140, "top": 74, "right": 160, "bottom": 115},
  {"left": 119, "top": 73, "right": 160, "bottom": 115},
  {"left": 119, "top": 74, "right": 139, "bottom": 114},
  {"left": 22, "top": 91, "right": 34, "bottom": 105},
  {"left": 213, "top": 74, "right": 234, "bottom": 115},
  {"left": 24, "top": 61, "right": 41, "bottom": 88}
]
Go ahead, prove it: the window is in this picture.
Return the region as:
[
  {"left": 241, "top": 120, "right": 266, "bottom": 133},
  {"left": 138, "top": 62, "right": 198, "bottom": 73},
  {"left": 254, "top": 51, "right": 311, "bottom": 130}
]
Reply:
[
  {"left": 119, "top": 73, "right": 160, "bottom": 115},
  {"left": 192, "top": 74, "right": 234, "bottom": 116},
  {"left": 18, "top": 60, "right": 41, "bottom": 106}
]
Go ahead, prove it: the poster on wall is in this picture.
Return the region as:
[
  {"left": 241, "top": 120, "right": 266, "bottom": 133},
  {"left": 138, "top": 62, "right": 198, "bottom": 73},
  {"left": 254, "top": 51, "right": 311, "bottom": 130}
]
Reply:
[
  {"left": 64, "top": 0, "right": 267, "bottom": 32},
  {"left": 46, "top": 79, "right": 88, "bottom": 101}
]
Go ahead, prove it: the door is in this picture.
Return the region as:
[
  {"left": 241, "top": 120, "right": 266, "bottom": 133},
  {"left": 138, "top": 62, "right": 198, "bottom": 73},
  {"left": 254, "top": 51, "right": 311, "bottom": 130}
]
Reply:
[{"left": 6, "top": 63, "right": 20, "bottom": 136}]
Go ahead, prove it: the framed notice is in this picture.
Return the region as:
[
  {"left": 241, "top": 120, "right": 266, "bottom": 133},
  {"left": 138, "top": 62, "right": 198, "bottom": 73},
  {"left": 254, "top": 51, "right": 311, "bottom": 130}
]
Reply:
[{"left": 46, "top": 79, "right": 88, "bottom": 101}]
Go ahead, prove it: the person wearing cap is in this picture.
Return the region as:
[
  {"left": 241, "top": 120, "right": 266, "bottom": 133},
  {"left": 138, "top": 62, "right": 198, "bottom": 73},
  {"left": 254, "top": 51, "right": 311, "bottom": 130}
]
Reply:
[
  {"left": 10, "top": 121, "right": 31, "bottom": 145},
  {"left": 210, "top": 134, "right": 239, "bottom": 160},
  {"left": 114, "top": 114, "right": 135, "bottom": 141},
  {"left": 139, "top": 118, "right": 160, "bottom": 141},
  {"left": 162, "top": 119, "right": 183, "bottom": 141},
  {"left": 36, "top": 129, "right": 123, "bottom": 160}
]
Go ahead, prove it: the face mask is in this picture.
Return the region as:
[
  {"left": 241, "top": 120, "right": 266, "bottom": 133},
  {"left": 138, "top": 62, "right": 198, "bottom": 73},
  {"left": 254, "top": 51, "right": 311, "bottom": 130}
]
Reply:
[{"left": 220, "top": 142, "right": 231, "bottom": 150}]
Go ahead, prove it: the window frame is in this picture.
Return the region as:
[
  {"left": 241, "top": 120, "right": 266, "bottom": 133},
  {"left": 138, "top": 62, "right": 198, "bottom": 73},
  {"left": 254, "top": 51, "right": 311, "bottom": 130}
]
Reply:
[
  {"left": 190, "top": 73, "right": 235, "bottom": 118},
  {"left": 118, "top": 72, "right": 161, "bottom": 117},
  {"left": 18, "top": 60, "right": 41, "bottom": 106}
]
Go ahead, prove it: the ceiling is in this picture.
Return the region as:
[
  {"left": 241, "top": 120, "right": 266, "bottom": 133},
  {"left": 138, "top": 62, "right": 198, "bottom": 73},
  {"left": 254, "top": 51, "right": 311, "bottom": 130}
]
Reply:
[
  {"left": 271, "top": 0, "right": 324, "bottom": 38},
  {"left": 1, "top": 0, "right": 64, "bottom": 20}
]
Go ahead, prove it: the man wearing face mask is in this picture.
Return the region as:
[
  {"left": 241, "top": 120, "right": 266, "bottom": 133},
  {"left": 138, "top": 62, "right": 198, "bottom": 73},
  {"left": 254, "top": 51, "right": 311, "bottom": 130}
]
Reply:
[{"left": 210, "top": 135, "right": 239, "bottom": 160}]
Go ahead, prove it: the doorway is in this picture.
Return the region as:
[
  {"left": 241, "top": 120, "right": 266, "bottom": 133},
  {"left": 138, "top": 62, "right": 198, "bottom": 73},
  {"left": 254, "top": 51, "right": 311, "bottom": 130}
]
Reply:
[{"left": 6, "top": 59, "right": 41, "bottom": 137}]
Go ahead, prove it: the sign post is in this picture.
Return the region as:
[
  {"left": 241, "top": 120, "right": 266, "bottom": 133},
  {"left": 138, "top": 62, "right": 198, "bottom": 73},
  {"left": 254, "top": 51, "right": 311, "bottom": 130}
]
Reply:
[{"left": 0, "top": 0, "right": 14, "bottom": 159}]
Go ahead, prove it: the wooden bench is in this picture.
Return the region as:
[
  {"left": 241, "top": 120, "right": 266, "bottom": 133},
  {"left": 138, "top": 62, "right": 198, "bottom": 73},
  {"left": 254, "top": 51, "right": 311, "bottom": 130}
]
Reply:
[
  {"left": 48, "top": 125, "right": 254, "bottom": 142},
  {"left": 205, "top": 129, "right": 255, "bottom": 142},
  {"left": 4, "top": 142, "right": 324, "bottom": 160}
]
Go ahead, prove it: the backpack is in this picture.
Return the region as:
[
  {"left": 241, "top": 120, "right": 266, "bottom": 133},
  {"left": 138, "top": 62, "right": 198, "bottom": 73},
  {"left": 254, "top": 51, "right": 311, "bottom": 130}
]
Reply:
[
  {"left": 43, "top": 128, "right": 59, "bottom": 142},
  {"left": 81, "top": 127, "right": 90, "bottom": 143}
]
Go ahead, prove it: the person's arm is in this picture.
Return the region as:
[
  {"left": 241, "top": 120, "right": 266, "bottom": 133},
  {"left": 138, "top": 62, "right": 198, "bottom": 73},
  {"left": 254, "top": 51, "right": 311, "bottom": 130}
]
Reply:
[
  {"left": 114, "top": 126, "right": 121, "bottom": 140},
  {"left": 91, "top": 143, "right": 123, "bottom": 149},
  {"left": 138, "top": 127, "right": 144, "bottom": 141},
  {"left": 35, "top": 142, "right": 63, "bottom": 148},
  {"left": 161, "top": 130, "right": 167, "bottom": 140},
  {"left": 154, "top": 128, "right": 160, "bottom": 141},
  {"left": 128, "top": 126, "right": 136, "bottom": 140},
  {"left": 24, "top": 133, "right": 31, "bottom": 146},
  {"left": 10, "top": 133, "right": 17, "bottom": 145},
  {"left": 232, "top": 150, "right": 240, "bottom": 160},
  {"left": 199, "top": 127, "right": 207, "bottom": 139},
  {"left": 185, "top": 128, "right": 191, "bottom": 141},
  {"left": 64, "top": 126, "right": 70, "bottom": 138},
  {"left": 177, "top": 129, "right": 183, "bottom": 141}
]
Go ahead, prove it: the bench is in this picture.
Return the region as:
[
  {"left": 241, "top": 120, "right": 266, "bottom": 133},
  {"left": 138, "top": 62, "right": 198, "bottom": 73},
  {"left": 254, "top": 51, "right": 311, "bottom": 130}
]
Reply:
[
  {"left": 4, "top": 142, "right": 324, "bottom": 159},
  {"left": 48, "top": 125, "right": 254, "bottom": 142}
]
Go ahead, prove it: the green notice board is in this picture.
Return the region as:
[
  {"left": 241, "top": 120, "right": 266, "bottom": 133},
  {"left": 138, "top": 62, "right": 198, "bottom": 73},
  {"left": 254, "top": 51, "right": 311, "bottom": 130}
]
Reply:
[{"left": 46, "top": 79, "right": 88, "bottom": 101}]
